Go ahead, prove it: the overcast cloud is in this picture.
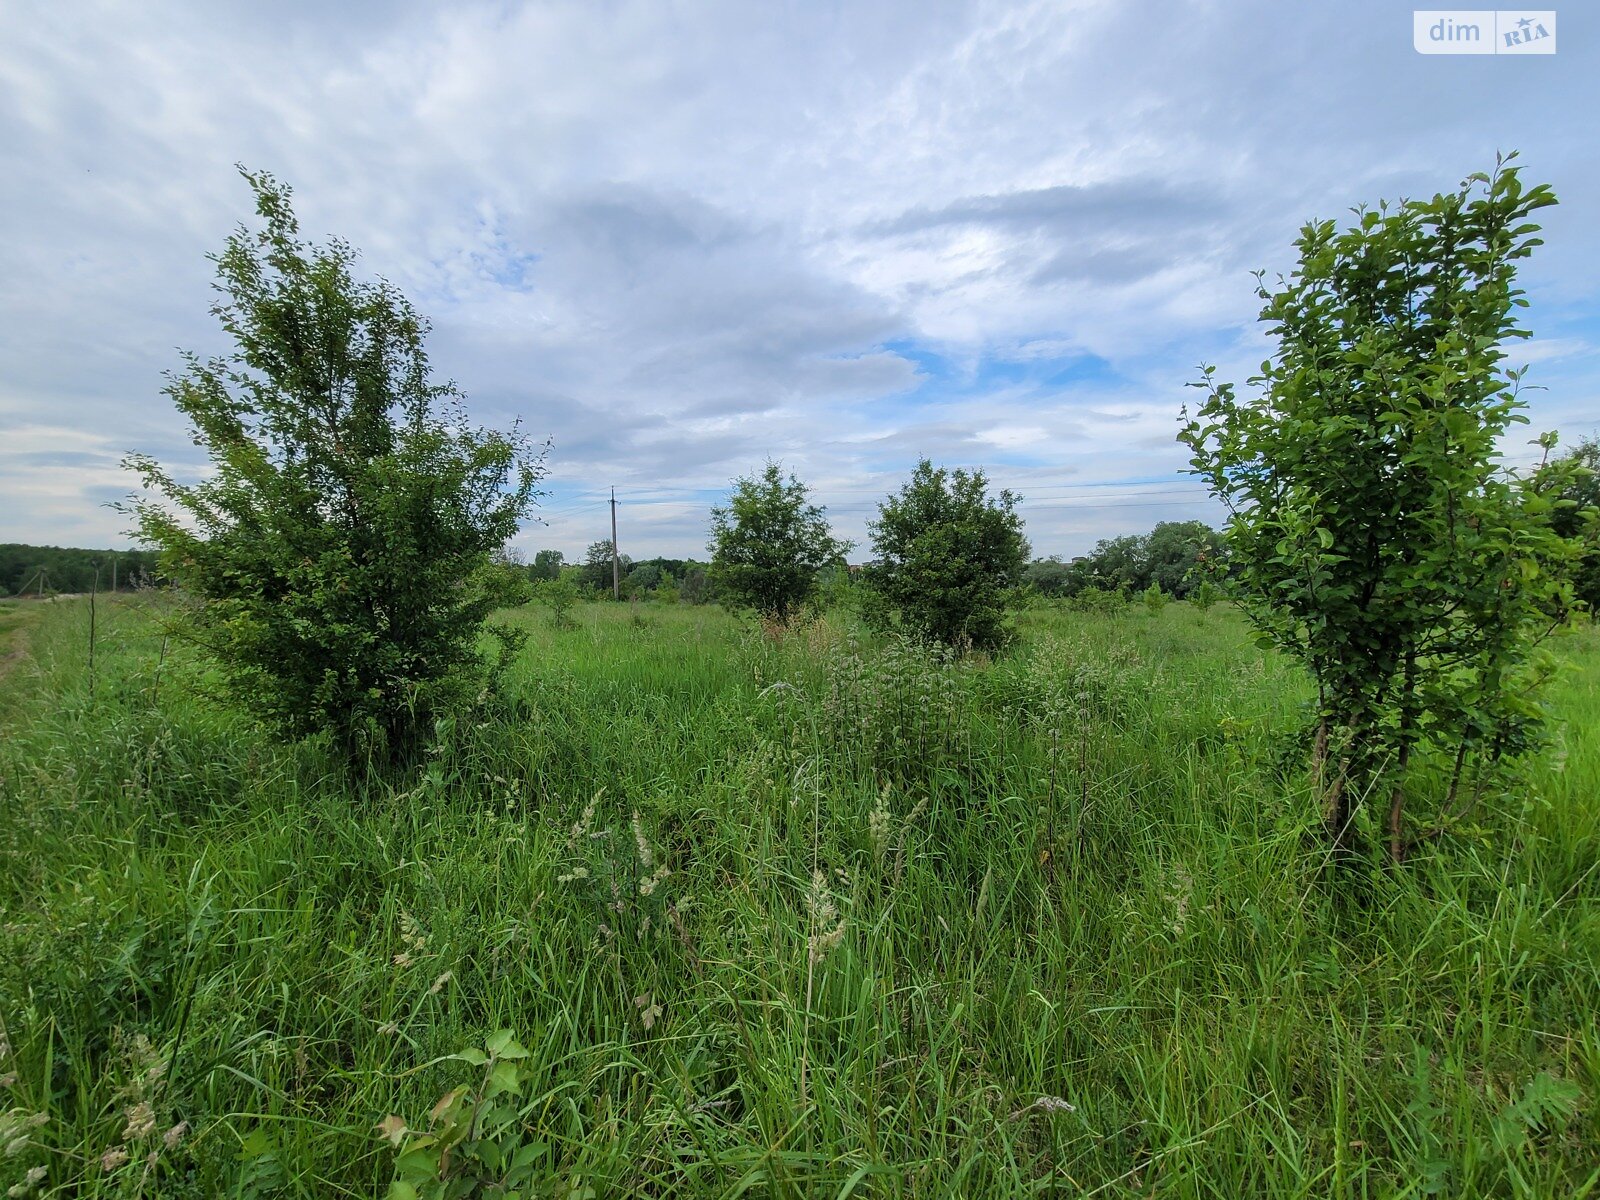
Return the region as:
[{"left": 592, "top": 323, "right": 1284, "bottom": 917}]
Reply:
[{"left": 2, "top": 0, "right": 1596, "bottom": 559}]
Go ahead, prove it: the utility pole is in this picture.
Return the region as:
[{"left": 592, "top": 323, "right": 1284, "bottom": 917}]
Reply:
[{"left": 610, "top": 486, "right": 620, "bottom": 600}]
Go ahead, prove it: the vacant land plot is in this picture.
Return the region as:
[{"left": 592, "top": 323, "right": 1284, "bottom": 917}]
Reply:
[{"left": 1, "top": 598, "right": 1596, "bottom": 1197}]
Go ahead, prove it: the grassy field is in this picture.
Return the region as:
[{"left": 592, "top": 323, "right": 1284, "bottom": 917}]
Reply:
[{"left": 1, "top": 596, "right": 1597, "bottom": 1197}]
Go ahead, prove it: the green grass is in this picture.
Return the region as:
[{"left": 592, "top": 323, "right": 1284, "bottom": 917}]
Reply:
[{"left": 1, "top": 597, "right": 1597, "bottom": 1197}]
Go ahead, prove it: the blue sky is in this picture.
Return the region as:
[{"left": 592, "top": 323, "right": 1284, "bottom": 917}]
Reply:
[{"left": 1, "top": 0, "right": 1596, "bottom": 560}]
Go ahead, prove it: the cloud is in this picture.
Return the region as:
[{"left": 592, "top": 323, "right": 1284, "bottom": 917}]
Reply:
[{"left": 1, "top": 0, "right": 1597, "bottom": 559}]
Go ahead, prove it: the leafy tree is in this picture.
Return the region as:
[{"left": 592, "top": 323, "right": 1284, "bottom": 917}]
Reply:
[
  {"left": 707, "top": 461, "right": 848, "bottom": 624},
  {"left": 1544, "top": 436, "right": 1600, "bottom": 614},
  {"left": 122, "top": 168, "right": 544, "bottom": 767},
  {"left": 624, "top": 562, "right": 665, "bottom": 594},
  {"left": 0, "top": 545, "right": 162, "bottom": 595},
  {"left": 484, "top": 551, "right": 534, "bottom": 608},
  {"left": 535, "top": 576, "right": 581, "bottom": 629},
  {"left": 1144, "top": 520, "right": 1225, "bottom": 597},
  {"left": 530, "top": 549, "right": 564, "bottom": 581},
  {"left": 679, "top": 564, "right": 712, "bottom": 605},
  {"left": 1180, "top": 156, "right": 1587, "bottom": 862},
  {"left": 866, "top": 459, "right": 1029, "bottom": 651},
  {"left": 578, "top": 540, "right": 628, "bottom": 595},
  {"left": 1023, "top": 557, "right": 1076, "bottom": 597},
  {"left": 1083, "top": 534, "right": 1145, "bottom": 594}
]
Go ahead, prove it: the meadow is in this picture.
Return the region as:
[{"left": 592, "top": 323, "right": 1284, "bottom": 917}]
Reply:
[{"left": 1, "top": 594, "right": 1597, "bottom": 1197}]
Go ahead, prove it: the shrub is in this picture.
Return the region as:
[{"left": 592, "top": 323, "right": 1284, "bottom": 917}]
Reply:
[
  {"left": 1181, "top": 155, "right": 1587, "bottom": 861},
  {"left": 535, "top": 577, "right": 581, "bottom": 629},
  {"left": 122, "top": 169, "right": 544, "bottom": 768},
  {"left": 865, "top": 460, "right": 1029, "bottom": 652},
  {"left": 708, "top": 461, "right": 848, "bottom": 624}
]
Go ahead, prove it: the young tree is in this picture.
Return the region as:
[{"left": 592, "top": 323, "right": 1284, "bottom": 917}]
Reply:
[
  {"left": 123, "top": 169, "right": 545, "bottom": 767},
  {"left": 535, "top": 576, "right": 581, "bottom": 629},
  {"left": 865, "top": 459, "right": 1029, "bottom": 651},
  {"left": 707, "top": 461, "right": 847, "bottom": 624},
  {"left": 1180, "top": 156, "right": 1587, "bottom": 862}
]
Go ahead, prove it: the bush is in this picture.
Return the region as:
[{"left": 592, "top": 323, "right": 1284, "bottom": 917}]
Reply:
[
  {"left": 1181, "top": 155, "right": 1587, "bottom": 861},
  {"left": 865, "top": 459, "right": 1029, "bottom": 652},
  {"left": 122, "top": 169, "right": 544, "bottom": 768},
  {"left": 535, "top": 577, "right": 582, "bottom": 629},
  {"left": 708, "top": 461, "right": 848, "bottom": 624}
]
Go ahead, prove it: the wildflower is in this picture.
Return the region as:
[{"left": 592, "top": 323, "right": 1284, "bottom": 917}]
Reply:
[
  {"left": 631, "top": 812, "right": 671, "bottom": 897},
  {"left": 100, "top": 1146, "right": 129, "bottom": 1171},
  {"left": 162, "top": 1121, "right": 188, "bottom": 1149},
  {"left": 1011, "top": 1095, "right": 1076, "bottom": 1118},
  {"left": 1165, "top": 864, "right": 1195, "bottom": 936},
  {"left": 429, "top": 970, "right": 453, "bottom": 995},
  {"left": 7, "top": 1164, "right": 47, "bottom": 1197},
  {"left": 631, "top": 812, "right": 655, "bottom": 874},
  {"left": 399, "top": 911, "right": 428, "bottom": 952}
]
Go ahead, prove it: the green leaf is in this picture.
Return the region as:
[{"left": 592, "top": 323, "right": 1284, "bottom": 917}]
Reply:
[{"left": 484, "top": 1029, "right": 529, "bottom": 1060}]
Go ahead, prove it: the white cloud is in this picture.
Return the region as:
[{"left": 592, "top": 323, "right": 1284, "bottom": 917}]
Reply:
[{"left": 1, "top": 0, "right": 1596, "bottom": 557}]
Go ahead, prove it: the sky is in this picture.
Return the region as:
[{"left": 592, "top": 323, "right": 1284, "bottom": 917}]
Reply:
[{"left": 1, "top": 0, "right": 1596, "bottom": 562}]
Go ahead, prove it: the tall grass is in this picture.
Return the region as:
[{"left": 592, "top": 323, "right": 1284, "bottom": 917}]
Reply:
[{"left": 0, "top": 597, "right": 1596, "bottom": 1197}]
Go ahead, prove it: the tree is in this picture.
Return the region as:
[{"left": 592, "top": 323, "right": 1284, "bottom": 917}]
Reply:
[
  {"left": 535, "top": 576, "right": 581, "bottom": 629},
  {"left": 624, "top": 562, "right": 665, "bottom": 594},
  {"left": 530, "top": 549, "right": 564, "bottom": 581},
  {"left": 1180, "top": 156, "right": 1587, "bottom": 862},
  {"left": 1544, "top": 436, "right": 1600, "bottom": 614},
  {"left": 1084, "top": 534, "right": 1145, "bottom": 594},
  {"left": 578, "top": 540, "right": 628, "bottom": 594},
  {"left": 707, "top": 461, "right": 848, "bottom": 624},
  {"left": 1023, "top": 557, "right": 1076, "bottom": 597},
  {"left": 1143, "top": 521, "right": 1224, "bottom": 598},
  {"left": 865, "top": 459, "right": 1029, "bottom": 651},
  {"left": 123, "top": 168, "right": 545, "bottom": 766}
]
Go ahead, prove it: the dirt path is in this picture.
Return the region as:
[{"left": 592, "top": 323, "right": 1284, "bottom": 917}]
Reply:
[{"left": 0, "top": 603, "right": 37, "bottom": 685}]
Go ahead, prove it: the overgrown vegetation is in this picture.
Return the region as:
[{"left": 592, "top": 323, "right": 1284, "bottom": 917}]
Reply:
[
  {"left": 1, "top": 596, "right": 1596, "bottom": 1197},
  {"left": 1025, "top": 520, "right": 1225, "bottom": 601},
  {"left": 7, "top": 156, "right": 1599, "bottom": 1199}
]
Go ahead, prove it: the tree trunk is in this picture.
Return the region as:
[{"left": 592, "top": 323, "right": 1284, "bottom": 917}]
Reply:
[{"left": 1388, "top": 653, "right": 1419, "bottom": 865}]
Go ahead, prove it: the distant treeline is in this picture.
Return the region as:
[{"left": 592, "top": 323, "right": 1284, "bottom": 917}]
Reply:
[
  {"left": 526, "top": 520, "right": 1230, "bottom": 607},
  {"left": 0, "top": 544, "right": 162, "bottom": 596},
  {"left": 1024, "top": 520, "right": 1226, "bottom": 600},
  {"left": 524, "top": 545, "right": 718, "bottom": 603}
]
